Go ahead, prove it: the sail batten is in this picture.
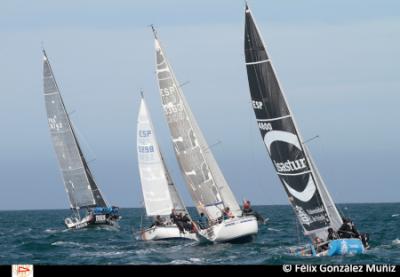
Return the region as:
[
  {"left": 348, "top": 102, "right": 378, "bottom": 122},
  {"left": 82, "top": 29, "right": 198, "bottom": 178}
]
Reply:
[
  {"left": 154, "top": 32, "right": 241, "bottom": 220},
  {"left": 244, "top": 6, "right": 342, "bottom": 238},
  {"left": 43, "top": 50, "right": 107, "bottom": 209}
]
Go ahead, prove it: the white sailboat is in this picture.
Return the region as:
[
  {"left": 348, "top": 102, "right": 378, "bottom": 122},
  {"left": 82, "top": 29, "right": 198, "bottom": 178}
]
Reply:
[
  {"left": 151, "top": 27, "right": 258, "bottom": 243},
  {"left": 137, "top": 94, "right": 197, "bottom": 241},
  {"left": 243, "top": 4, "right": 368, "bottom": 255},
  {"left": 42, "top": 49, "right": 120, "bottom": 229}
]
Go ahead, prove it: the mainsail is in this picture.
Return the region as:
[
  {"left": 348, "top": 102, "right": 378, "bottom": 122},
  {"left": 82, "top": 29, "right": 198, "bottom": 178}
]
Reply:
[
  {"left": 244, "top": 5, "right": 342, "bottom": 237},
  {"left": 152, "top": 28, "right": 241, "bottom": 221},
  {"left": 43, "top": 50, "right": 107, "bottom": 210},
  {"left": 137, "top": 95, "right": 187, "bottom": 216}
]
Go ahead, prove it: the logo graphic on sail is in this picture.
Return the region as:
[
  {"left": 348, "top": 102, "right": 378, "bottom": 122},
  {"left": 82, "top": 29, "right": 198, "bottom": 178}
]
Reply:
[{"left": 264, "top": 130, "right": 316, "bottom": 202}]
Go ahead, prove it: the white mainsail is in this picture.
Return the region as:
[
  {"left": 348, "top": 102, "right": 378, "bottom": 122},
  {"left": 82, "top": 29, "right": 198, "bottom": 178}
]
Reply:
[
  {"left": 152, "top": 28, "right": 241, "bottom": 221},
  {"left": 137, "top": 96, "right": 186, "bottom": 216}
]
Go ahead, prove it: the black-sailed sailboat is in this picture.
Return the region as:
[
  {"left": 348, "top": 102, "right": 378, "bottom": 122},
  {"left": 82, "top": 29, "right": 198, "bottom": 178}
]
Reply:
[
  {"left": 42, "top": 50, "right": 120, "bottom": 229},
  {"left": 243, "top": 4, "right": 369, "bottom": 256}
]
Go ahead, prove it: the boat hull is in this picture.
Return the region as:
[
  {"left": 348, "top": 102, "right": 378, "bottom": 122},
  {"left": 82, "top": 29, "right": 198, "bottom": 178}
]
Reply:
[
  {"left": 325, "top": 239, "right": 365, "bottom": 256},
  {"left": 64, "top": 214, "right": 120, "bottom": 229},
  {"left": 292, "top": 238, "right": 365, "bottom": 257},
  {"left": 141, "top": 225, "right": 198, "bottom": 241},
  {"left": 198, "top": 216, "right": 258, "bottom": 243}
]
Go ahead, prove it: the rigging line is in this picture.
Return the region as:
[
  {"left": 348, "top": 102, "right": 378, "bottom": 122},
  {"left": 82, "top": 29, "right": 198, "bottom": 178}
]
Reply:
[
  {"left": 201, "top": 140, "right": 222, "bottom": 152},
  {"left": 178, "top": 80, "right": 190, "bottom": 88},
  {"left": 68, "top": 110, "right": 76, "bottom": 116},
  {"left": 302, "top": 135, "right": 320, "bottom": 145},
  {"left": 70, "top": 118, "right": 98, "bottom": 163}
]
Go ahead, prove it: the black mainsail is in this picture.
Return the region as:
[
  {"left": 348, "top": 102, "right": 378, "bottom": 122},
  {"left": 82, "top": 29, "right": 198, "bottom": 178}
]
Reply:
[
  {"left": 244, "top": 5, "right": 342, "bottom": 237},
  {"left": 43, "top": 50, "right": 107, "bottom": 211}
]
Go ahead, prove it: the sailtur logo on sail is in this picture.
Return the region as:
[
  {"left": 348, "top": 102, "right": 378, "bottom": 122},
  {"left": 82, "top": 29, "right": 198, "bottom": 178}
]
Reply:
[{"left": 274, "top": 158, "right": 307, "bottom": 173}]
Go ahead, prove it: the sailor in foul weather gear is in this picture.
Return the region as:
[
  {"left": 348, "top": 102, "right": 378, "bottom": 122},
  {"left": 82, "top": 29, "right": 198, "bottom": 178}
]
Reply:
[
  {"left": 170, "top": 209, "right": 184, "bottom": 233},
  {"left": 181, "top": 213, "right": 193, "bottom": 232},
  {"left": 338, "top": 218, "right": 360, "bottom": 238},
  {"left": 327, "top": 227, "right": 339, "bottom": 241}
]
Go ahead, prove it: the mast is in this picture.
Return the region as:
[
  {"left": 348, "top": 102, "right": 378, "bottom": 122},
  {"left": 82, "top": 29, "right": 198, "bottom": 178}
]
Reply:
[
  {"left": 244, "top": 4, "right": 342, "bottom": 238},
  {"left": 152, "top": 27, "right": 241, "bottom": 221},
  {"left": 137, "top": 94, "right": 187, "bottom": 216},
  {"left": 43, "top": 50, "right": 107, "bottom": 211}
]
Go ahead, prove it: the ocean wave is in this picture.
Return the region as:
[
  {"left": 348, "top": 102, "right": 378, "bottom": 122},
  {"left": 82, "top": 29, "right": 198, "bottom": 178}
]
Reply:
[
  {"left": 51, "top": 241, "right": 91, "bottom": 248},
  {"left": 392, "top": 238, "right": 400, "bottom": 245},
  {"left": 135, "top": 248, "right": 156, "bottom": 255},
  {"left": 170, "top": 259, "right": 192, "bottom": 264},
  {"left": 44, "top": 228, "right": 61, "bottom": 234},
  {"left": 267, "top": 228, "right": 281, "bottom": 232},
  {"left": 71, "top": 250, "right": 133, "bottom": 258},
  {"left": 392, "top": 214, "right": 399, "bottom": 217}
]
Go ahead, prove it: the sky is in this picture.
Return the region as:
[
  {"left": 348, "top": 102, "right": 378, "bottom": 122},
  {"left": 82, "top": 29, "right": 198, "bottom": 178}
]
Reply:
[{"left": 0, "top": 0, "right": 399, "bottom": 210}]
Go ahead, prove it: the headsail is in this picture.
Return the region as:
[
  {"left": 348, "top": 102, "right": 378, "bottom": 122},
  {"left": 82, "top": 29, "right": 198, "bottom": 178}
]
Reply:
[
  {"left": 43, "top": 50, "right": 107, "bottom": 210},
  {"left": 137, "top": 95, "right": 187, "bottom": 216},
  {"left": 244, "top": 5, "right": 342, "bottom": 236},
  {"left": 152, "top": 28, "right": 241, "bottom": 220}
]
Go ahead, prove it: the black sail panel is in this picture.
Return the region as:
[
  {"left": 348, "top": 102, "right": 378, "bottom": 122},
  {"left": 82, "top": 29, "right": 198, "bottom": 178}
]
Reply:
[
  {"left": 75, "top": 137, "right": 107, "bottom": 208},
  {"left": 244, "top": 7, "right": 335, "bottom": 235}
]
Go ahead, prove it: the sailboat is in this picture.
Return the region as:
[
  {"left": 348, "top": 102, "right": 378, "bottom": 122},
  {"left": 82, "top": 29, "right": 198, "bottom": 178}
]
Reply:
[
  {"left": 137, "top": 93, "right": 197, "bottom": 241},
  {"left": 42, "top": 49, "right": 120, "bottom": 229},
  {"left": 244, "top": 4, "right": 368, "bottom": 256},
  {"left": 152, "top": 27, "right": 258, "bottom": 243}
]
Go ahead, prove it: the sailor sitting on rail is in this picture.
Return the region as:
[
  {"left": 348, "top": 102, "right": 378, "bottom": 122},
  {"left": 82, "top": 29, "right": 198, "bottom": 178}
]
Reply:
[{"left": 223, "top": 207, "right": 234, "bottom": 220}]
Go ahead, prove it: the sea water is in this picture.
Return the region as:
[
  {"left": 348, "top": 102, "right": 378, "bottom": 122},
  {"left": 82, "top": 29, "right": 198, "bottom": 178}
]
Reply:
[{"left": 0, "top": 203, "right": 399, "bottom": 264}]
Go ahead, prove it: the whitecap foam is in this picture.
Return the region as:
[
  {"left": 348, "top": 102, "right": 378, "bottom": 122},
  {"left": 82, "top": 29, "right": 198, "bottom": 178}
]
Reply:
[
  {"left": 170, "top": 259, "right": 191, "bottom": 264},
  {"left": 51, "top": 241, "right": 89, "bottom": 248},
  {"left": 392, "top": 214, "right": 399, "bottom": 217},
  {"left": 268, "top": 228, "right": 281, "bottom": 232},
  {"left": 135, "top": 248, "right": 156, "bottom": 255},
  {"left": 189, "top": 257, "right": 203, "bottom": 263},
  {"left": 44, "top": 228, "right": 59, "bottom": 234},
  {"left": 392, "top": 238, "right": 400, "bottom": 245}
]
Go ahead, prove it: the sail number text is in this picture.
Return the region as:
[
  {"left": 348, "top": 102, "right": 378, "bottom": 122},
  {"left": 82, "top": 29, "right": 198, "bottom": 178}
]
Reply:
[
  {"left": 258, "top": 122, "right": 272, "bottom": 131},
  {"left": 138, "top": 145, "right": 154, "bottom": 153},
  {"left": 48, "top": 116, "right": 63, "bottom": 131},
  {"left": 252, "top": 100, "right": 263, "bottom": 110},
  {"left": 139, "top": 130, "right": 152, "bottom": 137}
]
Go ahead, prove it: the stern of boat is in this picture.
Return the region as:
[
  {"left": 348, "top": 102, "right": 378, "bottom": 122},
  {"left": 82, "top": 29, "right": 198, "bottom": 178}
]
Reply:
[{"left": 199, "top": 215, "right": 258, "bottom": 243}]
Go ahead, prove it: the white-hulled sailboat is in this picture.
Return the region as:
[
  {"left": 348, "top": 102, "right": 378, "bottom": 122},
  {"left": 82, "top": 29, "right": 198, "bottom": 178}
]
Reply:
[
  {"left": 151, "top": 27, "right": 258, "bottom": 243},
  {"left": 137, "top": 93, "right": 197, "bottom": 241},
  {"left": 243, "top": 4, "right": 369, "bottom": 256},
  {"left": 42, "top": 50, "right": 120, "bottom": 229}
]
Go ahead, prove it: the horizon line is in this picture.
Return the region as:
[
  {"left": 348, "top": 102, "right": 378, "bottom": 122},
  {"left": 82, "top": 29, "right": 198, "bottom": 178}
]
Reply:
[{"left": 0, "top": 201, "right": 398, "bottom": 212}]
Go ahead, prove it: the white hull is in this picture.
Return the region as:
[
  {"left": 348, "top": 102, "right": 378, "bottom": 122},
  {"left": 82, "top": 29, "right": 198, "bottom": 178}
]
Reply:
[
  {"left": 64, "top": 214, "right": 120, "bottom": 229},
  {"left": 141, "top": 225, "right": 198, "bottom": 241},
  {"left": 198, "top": 216, "right": 258, "bottom": 243}
]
